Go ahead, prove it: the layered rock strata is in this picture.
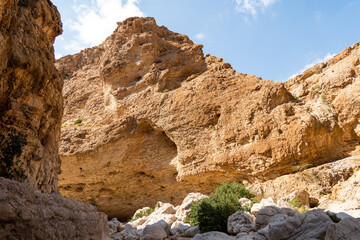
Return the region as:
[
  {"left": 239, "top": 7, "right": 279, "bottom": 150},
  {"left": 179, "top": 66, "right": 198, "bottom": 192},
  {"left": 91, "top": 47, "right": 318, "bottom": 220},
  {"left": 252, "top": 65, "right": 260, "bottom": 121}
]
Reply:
[{"left": 57, "top": 17, "right": 360, "bottom": 218}]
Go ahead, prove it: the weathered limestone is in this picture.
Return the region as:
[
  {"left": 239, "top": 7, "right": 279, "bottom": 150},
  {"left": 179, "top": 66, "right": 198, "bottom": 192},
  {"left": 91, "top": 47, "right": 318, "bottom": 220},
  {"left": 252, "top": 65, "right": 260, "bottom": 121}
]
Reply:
[
  {"left": 58, "top": 17, "right": 360, "bottom": 219},
  {"left": 0, "top": 0, "right": 63, "bottom": 193}
]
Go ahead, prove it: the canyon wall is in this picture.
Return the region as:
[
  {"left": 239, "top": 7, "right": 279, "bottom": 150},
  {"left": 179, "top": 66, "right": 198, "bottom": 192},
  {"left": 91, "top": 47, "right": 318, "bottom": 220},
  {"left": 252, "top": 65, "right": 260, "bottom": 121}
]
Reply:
[
  {"left": 57, "top": 17, "right": 360, "bottom": 219},
  {"left": 0, "top": 0, "right": 63, "bottom": 193},
  {"left": 0, "top": 1, "right": 109, "bottom": 238}
]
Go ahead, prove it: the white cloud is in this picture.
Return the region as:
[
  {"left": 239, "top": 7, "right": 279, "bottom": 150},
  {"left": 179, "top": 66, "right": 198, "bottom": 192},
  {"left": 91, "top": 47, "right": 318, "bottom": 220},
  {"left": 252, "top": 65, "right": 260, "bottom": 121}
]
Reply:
[
  {"left": 313, "top": 10, "right": 322, "bottom": 22},
  {"left": 66, "top": 0, "right": 144, "bottom": 53},
  {"left": 288, "top": 52, "right": 335, "bottom": 79},
  {"left": 55, "top": 52, "right": 63, "bottom": 59},
  {"left": 195, "top": 33, "right": 206, "bottom": 40},
  {"left": 234, "top": 0, "right": 278, "bottom": 17}
]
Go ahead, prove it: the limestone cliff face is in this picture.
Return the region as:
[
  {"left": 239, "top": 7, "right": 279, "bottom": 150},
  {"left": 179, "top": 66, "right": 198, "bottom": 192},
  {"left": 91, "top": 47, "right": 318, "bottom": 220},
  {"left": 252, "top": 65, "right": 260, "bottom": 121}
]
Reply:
[
  {"left": 0, "top": 0, "right": 63, "bottom": 193},
  {"left": 0, "top": 1, "right": 110, "bottom": 238},
  {"left": 57, "top": 17, "right": 360, "bottom": 219},
  {"left": 286, "top": 42, "right": 360, "bottom": 154}
]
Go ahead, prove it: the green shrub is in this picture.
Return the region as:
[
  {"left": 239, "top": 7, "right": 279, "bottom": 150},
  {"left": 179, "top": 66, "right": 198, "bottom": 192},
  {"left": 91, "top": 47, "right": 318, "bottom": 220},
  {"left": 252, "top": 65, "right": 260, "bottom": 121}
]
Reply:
[
  {"left": 321, "top": 92, "right": 327, "bottom": 103},
  {"left": 298, "top": 205, "right": 308, "bottom": 214},
  {"left": 188, "top": 181, "right": 255, "bottom": 233},
  {"left": 319, "top": 190, "right": 328, "bottom": 196},
  {"left": 291, "top": 163, "right": 313, "bottom": 172},
  {"left": 288, "top": 198, "right": 302, "bottom": 208},
  {"left": 131, "top": 208, "right": 154, "bottom": 222},
  {"left": 74, "top": 119, "right": 82, "bottom": 124},
  {"left": 0, "top": 129, "right": 27, "bottom": 179}
]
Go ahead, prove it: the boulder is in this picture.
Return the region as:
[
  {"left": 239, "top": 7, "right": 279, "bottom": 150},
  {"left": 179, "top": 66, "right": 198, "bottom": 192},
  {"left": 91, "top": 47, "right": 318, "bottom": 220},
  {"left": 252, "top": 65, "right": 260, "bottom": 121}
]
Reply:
[
  {"left": 276, "top": 199, "right": 294, "bottom": 209},
  {"left": 136, "top": 203, "right": 176, "bottom": 229},
  {"left": 109, "top": 218, "right": 124, "bottom": 236},
  {"left": 251, "top": 198, "right": 277, "bottom": 216},
  {"left": 227, "top": 211, "right": 256, "bottom": 235},
  {"left": 154, "top": 202, "right": 176, "bottom": 214},
  {"left": 255, "top": 209, "right": 333, "bottom": 240},
  {"left": 255, "top": 206, "right": 298, "bottom": 230},
  {"left": 131, "top": 216, "right": 149, "bottom": 229},
  {"left": 237, "top": 235, "right": 255, "bottom": 240},
  {"left": 123, "top": 229, "right": 139, "bottom": 240},
  {"left": 140, "top": 220, "right": 170, "bottom": 240},
  {"left": 239, "top": 198, "right": 253, "bottom": 210},
  {"left": 309, "top": 197, "right": 319, "bottom": 208},
  {"left": 193, "top": 231, "right": 235, "bottom": 240},
  {"left": 171, "top": 221, "right": 191, "bottom": 236},
  {"left": 175, "top": 193, "right": 208, "bottom": 222},
  {"left": 0, "top": 177, "right": 109, "bottom": 240},
  {"left": 325, "top": 218, "right": 360, "bottom": 240},
  {"left": 183, "top": 225, "right": 200, "bottom": 238},
  {"left": 281, "top": 190, "right": 310, "bottom": 208}
]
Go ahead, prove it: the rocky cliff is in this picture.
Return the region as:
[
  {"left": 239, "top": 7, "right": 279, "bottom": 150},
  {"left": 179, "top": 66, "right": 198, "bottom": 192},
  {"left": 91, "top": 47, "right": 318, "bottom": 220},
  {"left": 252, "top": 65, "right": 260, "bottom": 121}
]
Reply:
[
  {"left": 57, "top": 17, "right": 360, "bottom": 219},
  {"left": 0, "top": 0, "right": 109, "bottom": 238},
  {"left": 0, "top": 0, "right": 63, "bottom": 193}
]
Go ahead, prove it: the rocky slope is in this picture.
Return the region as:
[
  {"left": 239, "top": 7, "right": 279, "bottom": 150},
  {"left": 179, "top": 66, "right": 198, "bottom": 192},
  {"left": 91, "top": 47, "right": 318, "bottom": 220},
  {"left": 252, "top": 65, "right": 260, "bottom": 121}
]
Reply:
[
  {"left": 0, "top": 0, "right": 109, "bottom": 238},
  {"left": 57, "top": 17, "right": 360, "bottom": 219},
  {"left": 108, "top": 192, "right": 360, "bottom": 240},
  {"left": 0, "top": 0, "right": 63, "bottom": 192}
]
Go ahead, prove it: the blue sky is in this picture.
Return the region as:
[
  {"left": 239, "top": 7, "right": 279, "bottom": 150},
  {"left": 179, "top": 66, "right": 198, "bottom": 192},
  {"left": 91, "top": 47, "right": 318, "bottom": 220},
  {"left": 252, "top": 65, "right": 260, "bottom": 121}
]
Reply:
[{"left": 53, "top": 0, "right": 360, "bottom": 82}]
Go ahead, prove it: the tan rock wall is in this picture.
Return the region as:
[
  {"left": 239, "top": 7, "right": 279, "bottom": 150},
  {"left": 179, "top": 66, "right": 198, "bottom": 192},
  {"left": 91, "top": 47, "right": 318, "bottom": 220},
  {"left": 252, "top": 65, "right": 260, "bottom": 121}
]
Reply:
[
  {"left": 57, "top": 17, "right": 360, "bottom": 218},
  {"left": 0, "top": 0, "right": 63, "bottom": 193}
]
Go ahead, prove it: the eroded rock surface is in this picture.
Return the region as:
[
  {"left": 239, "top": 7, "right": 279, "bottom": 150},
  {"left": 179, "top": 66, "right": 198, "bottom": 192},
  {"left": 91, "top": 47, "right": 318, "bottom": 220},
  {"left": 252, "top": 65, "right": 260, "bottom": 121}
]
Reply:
[
  {"left": 0, "top": 177, "right": 109, "bottom": 240},
  {"left": 0, "top": 1, "right": 111, "bottom": 239},
  {"left": 0, "top": 0, "right": 63, "bottom": 193},
  {"left": 248, "top": 156, "right": 360, "bottom": 201},
  {"left": 57, "top": 17, "right": 360, "bottom": 218}
]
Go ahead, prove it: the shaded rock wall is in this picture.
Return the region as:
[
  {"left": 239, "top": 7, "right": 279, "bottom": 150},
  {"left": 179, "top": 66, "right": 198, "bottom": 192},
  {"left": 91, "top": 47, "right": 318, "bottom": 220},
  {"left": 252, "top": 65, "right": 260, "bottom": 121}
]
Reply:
[
  {"left": 57, "top": 17, "right": 360, "bottom": 219},
  {"left": 0, "top": 177, "right": 109, "bottom": 240},
  {"left": 0, "top": 0, "right": 63, "bottom": 193},
  {"left": 0, "top": 1, "right": 110, "bottom": 239}
]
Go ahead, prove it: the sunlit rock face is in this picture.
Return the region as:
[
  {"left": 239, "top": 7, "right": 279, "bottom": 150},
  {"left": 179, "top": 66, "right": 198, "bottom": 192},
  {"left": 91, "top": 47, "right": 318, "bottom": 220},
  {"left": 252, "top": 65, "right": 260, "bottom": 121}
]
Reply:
[{"left": 57, "top": 17, "right": 360, "bottom": 219}]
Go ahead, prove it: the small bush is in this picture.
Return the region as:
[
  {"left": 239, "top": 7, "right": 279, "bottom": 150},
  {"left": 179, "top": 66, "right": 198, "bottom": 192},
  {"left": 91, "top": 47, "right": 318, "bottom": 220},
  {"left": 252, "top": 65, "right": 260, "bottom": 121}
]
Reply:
[
  {"left": 74, "top": 119, "right": 82, "bottom": 124},
  {"left": 291, "top": 163, "right": 313, "bottom": 172},
  {"left": 288, "top": 198, "right": 302, "bottom": 208},
  {"left": 321, "top": 92, "right": 327, "bottom": 103},
  {"left": 319, "top": 190, "right": 328, "bottom": 196},
  {"left": 0, "top": 129, "right": 27, "bottom": 179},
  {"left": 131, "top": 208, "right": 154, "bottom": 222},
  {"left": 298, "top": 205, "right": 308, "bottom": 214},
  {"left": 326, "top": 212, "right": 341, "bottom": 223},
  {"left": 188, "top": 182, "right": 255, "bottom": 233}
]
